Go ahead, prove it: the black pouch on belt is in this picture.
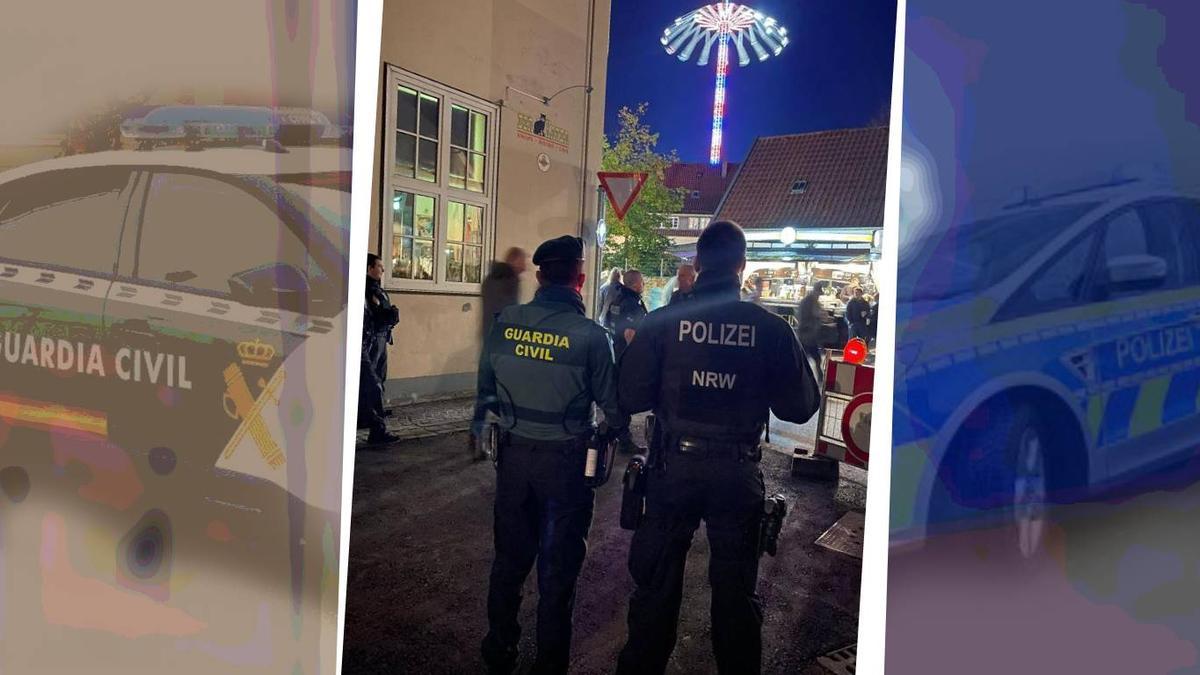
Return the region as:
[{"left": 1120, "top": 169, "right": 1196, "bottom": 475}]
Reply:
[{"left": 620, "top": 454, "right": 649, "bottom": 530}]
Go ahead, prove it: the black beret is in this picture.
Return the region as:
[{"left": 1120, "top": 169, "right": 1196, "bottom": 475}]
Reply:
[{"left": 532, "top": 235, "right": 584, "bottom": 265}]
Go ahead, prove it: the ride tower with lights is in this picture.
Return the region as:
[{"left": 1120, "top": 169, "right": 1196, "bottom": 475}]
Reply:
[{"left": 661, "top": 1, "right": 789, "bottom": 165}]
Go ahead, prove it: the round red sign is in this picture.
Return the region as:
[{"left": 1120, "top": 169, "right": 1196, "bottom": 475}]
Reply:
[{"left": 840, "top": 392, "right": 872, "bottom": 466}]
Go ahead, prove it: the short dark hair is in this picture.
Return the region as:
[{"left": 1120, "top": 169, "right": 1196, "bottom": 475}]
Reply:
[
  {"left": 540, "top": 259, "right": 583, "bottom": 286},
  {"left": 696, "top": 220, "right": 746, "bottom": 274},
  {"left": 367, "top": 253, "right": 381, "bottom": 268}
]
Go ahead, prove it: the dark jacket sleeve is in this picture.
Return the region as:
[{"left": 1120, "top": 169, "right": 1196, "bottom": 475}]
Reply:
[
  {"left": 588, "top": 325, "right": 629, "bottom": 429},
  {"left": 617, "top": 312, "right": 660, "bottom": 415},
  {"left": 361, "top": 301, "right": 373, "bottom": 358},
  {"left": 474, "top": 324, "right": 499, "bottom": 424},
  {"left": 767, "top": 319, "right": 821, "bottom": 424}
]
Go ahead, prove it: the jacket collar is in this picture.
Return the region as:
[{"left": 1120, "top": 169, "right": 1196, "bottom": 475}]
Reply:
[
  {"left": 534, "top": 284, "right": 586, "bottom": 315},
  {"left": 693, "top": 272, "right": 741, "bottom": 301},
  {"left": 366, "top": 275, "right": 382, "bottom": 290}
]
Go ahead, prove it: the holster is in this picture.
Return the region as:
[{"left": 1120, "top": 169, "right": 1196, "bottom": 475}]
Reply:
[
  {"left": 758, "top": 494, "right": 788, "bottom": 557},
  {"left": 620, "top": 454, "right": 649, "bottom": 530},
  {"left": 490, "top": 424, "right": 507, "bottom": 469}
]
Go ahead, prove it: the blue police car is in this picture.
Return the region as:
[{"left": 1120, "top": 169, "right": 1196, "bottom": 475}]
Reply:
[{"left": 890, "top": 173, "right": 1200, "bottom": 559}]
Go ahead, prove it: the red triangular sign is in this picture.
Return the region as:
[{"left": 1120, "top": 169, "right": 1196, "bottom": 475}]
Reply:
[{"left": 598, "top": 172, "right": 648, "bottom": 221}]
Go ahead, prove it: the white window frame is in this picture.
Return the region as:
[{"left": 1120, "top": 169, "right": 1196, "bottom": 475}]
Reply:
[{"left": 382, "top": 65, "right": 500, "bottom": 294}]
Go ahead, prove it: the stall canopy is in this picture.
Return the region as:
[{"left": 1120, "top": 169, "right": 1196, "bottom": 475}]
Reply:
[{"left": 668, "top": 226, "right": 881, "bottom": 263}]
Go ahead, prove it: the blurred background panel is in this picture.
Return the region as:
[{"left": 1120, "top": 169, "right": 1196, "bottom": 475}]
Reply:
[
  {"left": 890, "top": 2, "right": 1200, "bottom": 674},
  {"left": 0, "top": 2, "right": 356, "bottom": 673}
]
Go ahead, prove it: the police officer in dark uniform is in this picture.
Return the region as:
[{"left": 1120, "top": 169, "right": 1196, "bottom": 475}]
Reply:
[
  {"left": 668, "top": 263, "right": 696, "bottom": 305},
  {"left": 603, "top": 268, "right": 648, "bottom": 358},
  {"left": 365, "top": 253, "right": 399, "bottom": 417},
  {"left": 358, "top": 297, "right": 399, "bottom": 444},
  {"left": 603, "top": 268, "right": 648, "bottom": 454},
  {"left": 476, "top": 235, "right": 629, "bottom": 675},
  {"left": 614, "top": 221, "right": 821, "bottom": 674}
]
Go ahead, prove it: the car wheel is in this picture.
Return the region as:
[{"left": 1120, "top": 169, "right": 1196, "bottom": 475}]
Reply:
[{"left": 934, "top": 401, "right": 1053, "bottom": 562}]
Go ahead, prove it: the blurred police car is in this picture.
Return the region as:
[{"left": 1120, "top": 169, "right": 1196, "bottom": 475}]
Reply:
[
  {"left": 120, "top": 104, "right": 346, "bottom": 149},
  {"left": 891, "top": 170, "right": 1200, "bottom": 559},
  {"left": 0, "top": 106, "right": 348, "bottom": 672}
]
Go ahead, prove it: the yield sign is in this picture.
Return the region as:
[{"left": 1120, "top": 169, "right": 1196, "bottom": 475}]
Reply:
[{"left": 598, "top": 171, "right": 648, "bottom": 221}]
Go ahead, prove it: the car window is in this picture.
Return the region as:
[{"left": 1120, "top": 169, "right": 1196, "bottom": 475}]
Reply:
[
  {"left": 898, "top": 202, "right": 1100, "bottom": 302},
  {"left": 0, "top": 168, "right": 132, "bottom": 276},
  {"left": 136, "top": 172, "right": 316, "bottom": 297},
  {"left": 1093, "top": 205, "right": 1186, "bottom": 300},
  {"left": 994, "top": 227, "right": 1099, "bottom": 322},
  {"left": 1137, "top": 199, "right": 1200, "bottom": 286}
]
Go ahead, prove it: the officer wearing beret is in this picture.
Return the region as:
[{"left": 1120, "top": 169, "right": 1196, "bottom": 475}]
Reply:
[
  {"left": 476, "top": 235, "right": 629, "bottom": 675},
  {"left": 614, "top": 221, "right": 821, "bottom": 674}
]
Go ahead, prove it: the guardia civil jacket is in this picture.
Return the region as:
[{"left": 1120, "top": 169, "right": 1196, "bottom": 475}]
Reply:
[{"left": 475, "top": 284, "right": 627, "bottom": 442}]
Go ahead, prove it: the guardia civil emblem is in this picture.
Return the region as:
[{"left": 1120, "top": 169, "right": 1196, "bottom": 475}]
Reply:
[{"left": 220, "top": 339, "right": 286, "bottom": 469}]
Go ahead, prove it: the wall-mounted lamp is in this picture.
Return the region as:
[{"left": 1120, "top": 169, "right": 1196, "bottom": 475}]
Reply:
[{"left": 504, "top": 84, "right": 594, "bottom": 107}]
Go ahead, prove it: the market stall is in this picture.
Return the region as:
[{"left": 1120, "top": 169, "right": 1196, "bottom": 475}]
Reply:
[{"left": 667, "top": 226, "right": 882, "bottom": 341}]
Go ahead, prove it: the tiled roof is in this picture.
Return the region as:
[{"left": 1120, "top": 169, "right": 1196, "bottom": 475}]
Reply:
[
  {"left": 714, "top": 127, "right": 889, "bottom": 230},
  {"left": 663, "top": 161, "right": 739, "bottom": 214}
]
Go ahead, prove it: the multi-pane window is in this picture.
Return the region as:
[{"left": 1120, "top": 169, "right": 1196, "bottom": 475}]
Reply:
[
  {"left": 391, "top": 191, "right": 436, "bottom": 281},
  {"left": 396, "top": 87, "right": 439, "bottom": 183},
  {"left": 446, "top": 201, "right": 485, "bottom": 283},
  {"left": 384, "top": 66, "right": 497, "bottom": 292},
  {"left": 449, "top": 106, "right": 487, "bottom": 193}
]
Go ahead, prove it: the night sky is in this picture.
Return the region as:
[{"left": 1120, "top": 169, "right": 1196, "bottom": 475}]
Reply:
[{"left": 604, "top": 0, "right": 898, "bottom": 164}]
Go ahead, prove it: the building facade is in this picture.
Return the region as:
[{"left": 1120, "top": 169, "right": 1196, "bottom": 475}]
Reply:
[
  {"left": 658, "top": 160, "right": 738, "bottom": 248},
  {"left": 371, "top": 0, "right": 612, "bottom": 400}
]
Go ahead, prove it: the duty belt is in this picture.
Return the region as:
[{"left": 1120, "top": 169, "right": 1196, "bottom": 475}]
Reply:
[
  {"left": 503, "top": 431, "right": 587, "bottom": 454},
  {"left": 672, "top": 435, "right": 762, "bottom": 462}
]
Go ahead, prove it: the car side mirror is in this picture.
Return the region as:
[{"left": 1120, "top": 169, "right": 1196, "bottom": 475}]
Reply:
[
  {"left": 165, "top": 270, "right": 197, "bottom": 284},
  {"left": 228, "top": 263, "right": 311, "bottom": 311},
  {"left": 1101, "top": 254, "right": 1168, "bottom": 296}
]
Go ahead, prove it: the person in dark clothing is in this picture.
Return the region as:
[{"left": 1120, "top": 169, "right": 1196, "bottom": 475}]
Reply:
[
  {"left": 845, "top": 287, "right": 870, "bottom": 340},
  {"left": 471, "top": 247, "right": 530, "bottom": 460},
  {"left": 603, "top": 269, "right": 648, "bottom": 358},
  {"left": 795, "top": 281, "right": 831, "bottom": 365},
  {"left": 668, "top": 263, "right": 696, "bottom": 305},
  {"left": 602, "top": 268, "right": 649, "bottom": 454},
  {"left": 866, "top": 295, "right": 879, "bottom": 345},
  {"left": 475, "top": 235, "right": 629, "bottom": 675},
  {"left": 359, "top": 296, "right": 399, "bottom": 445},
  {"left": 614, "top": 221, "right": 821, "bottom": 674},
  {"left": 365, "top": 253, "right": 400, "bottom": 416},
  {"left": 481, "top": 247, "right": 529, "bottom": 338}
]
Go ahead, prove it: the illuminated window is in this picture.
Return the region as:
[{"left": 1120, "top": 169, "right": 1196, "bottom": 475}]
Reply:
[{"left": 384, "top": 66, "right": 498, "bottom": 292}]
